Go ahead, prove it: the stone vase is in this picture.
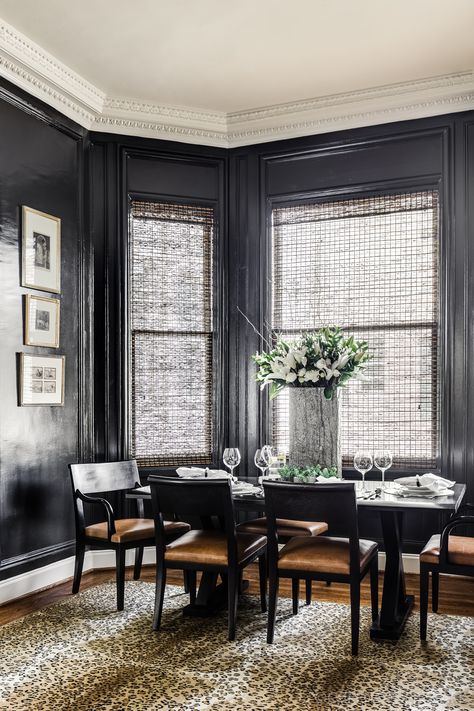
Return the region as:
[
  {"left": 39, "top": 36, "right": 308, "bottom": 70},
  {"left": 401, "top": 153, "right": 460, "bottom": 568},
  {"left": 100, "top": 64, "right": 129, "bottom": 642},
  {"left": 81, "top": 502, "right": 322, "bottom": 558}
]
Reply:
[{"left": 288, "top": 387, "right": 341, "bottom": 476}]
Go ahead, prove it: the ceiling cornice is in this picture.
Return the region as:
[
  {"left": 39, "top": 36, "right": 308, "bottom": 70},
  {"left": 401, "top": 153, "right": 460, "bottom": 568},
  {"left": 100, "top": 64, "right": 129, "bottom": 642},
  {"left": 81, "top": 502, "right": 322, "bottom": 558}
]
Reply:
[{"left": 0, "top": 18, "right": 473, "bottom": 148}]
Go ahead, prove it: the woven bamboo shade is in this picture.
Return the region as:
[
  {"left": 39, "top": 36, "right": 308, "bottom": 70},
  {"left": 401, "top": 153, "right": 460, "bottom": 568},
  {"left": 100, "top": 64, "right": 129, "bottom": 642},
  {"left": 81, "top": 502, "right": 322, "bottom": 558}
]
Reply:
[
  {"left": 271, "top": 191, "right": 439, "bottom": 470},
  {"left": 130, "top": 201, "right": 214, "bottom": 467}
]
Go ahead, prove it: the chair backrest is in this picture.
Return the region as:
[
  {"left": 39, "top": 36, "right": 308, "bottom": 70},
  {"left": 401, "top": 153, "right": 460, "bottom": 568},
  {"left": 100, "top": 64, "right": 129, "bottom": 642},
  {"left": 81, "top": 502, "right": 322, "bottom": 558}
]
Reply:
[
  {"left": 263, "top": 480, "right": 360, "bottom": 570},
  {"left": 148, "top": 476, "right": 237, "bottom": 562},
  {"left": 69, "top": 460, "right": 141, "bottom": 494}
]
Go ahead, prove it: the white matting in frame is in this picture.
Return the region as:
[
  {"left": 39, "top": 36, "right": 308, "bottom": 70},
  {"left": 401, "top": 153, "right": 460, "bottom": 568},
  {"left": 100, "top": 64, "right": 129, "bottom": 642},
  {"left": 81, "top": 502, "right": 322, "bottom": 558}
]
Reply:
[
  {"left": 24, "top": 295, "right": 60, "bottom": 348},
  {"left": 21, "top": 206, "right": 61, "bottom": 293},
  {"left": 20, "top": 353, "right": 65, "bottom": 406}
]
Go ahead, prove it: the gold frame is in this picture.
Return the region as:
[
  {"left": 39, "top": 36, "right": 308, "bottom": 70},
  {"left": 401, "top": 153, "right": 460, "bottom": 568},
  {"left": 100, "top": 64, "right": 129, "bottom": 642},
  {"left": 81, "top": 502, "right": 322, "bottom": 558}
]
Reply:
[
  {"left": 21, "top": 206, "right": 61, "bottom": 293},
  {"left": 24, "top": 294, "right": 60, "bottom": 348},
  {"left": 19, "top": 353, "right": 65, "bottom": 406}
]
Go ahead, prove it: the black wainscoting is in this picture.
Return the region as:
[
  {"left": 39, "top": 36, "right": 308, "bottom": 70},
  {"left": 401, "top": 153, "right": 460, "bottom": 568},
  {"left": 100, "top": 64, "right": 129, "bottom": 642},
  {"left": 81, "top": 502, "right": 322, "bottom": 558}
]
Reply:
[
  {"left": 88, "top": 136, "right": 228, "bottom": 493},
  {"left": 227, "top": 114, "right": 474, "bottom": 550},
  {"left": 1, "top": 71, "right": 474, "bottom": 580},
  {"left": 0, "top": 78, "right": 91, "bottom": 580}
]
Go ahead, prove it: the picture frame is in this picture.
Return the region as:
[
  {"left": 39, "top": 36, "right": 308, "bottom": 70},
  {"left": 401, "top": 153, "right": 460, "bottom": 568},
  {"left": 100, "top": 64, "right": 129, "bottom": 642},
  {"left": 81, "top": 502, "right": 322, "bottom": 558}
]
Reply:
[
  {"left": 24, "top": 294, "right": 60, "bottom": 348},
  {"left": 19, "top": 353, "right": 65, "bottom": 406},
  {"left": 21, "top": 206, "right": 61, "bottom": 293}
]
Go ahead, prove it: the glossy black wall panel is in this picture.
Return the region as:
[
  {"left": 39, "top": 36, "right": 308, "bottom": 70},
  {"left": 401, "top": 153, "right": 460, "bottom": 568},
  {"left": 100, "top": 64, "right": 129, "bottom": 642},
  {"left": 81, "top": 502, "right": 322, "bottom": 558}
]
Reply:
[
  {"left": 228, "top": 114, "right": 473, "bottom": 550},
  {"left": 1, "top": 71, "right": 473, "bottom": 580},
  {"left": 0, "top": 84, "right": 86, "bottom": 578},
  {"left": 265, "top": 131, "right": 444, "bottom": 196},
  {"left": 128, "top": 155, "right": 220, "bottom": 200},
  {"left": 89, "top": 137, "right": 227, "bottom": 474}
]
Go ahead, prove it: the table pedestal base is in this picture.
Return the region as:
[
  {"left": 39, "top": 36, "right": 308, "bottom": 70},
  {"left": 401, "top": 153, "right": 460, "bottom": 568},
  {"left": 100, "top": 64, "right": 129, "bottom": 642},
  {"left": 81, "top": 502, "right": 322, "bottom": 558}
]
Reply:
[
  {"left": 370, "top": 510, "right": 413, "bottom": 641},
  {"left": 370, "top": 594, "right": 414, "bottom": 640},
  {"left": 182, "top": 574, "right": 249, "bottom": 617}
]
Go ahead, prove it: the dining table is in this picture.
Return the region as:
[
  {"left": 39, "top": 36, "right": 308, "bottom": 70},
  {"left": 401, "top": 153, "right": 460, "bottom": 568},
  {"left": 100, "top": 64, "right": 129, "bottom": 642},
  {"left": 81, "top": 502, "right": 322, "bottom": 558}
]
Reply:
[{"left": 127, "top": 478, "right": 466, "bottom": 642}]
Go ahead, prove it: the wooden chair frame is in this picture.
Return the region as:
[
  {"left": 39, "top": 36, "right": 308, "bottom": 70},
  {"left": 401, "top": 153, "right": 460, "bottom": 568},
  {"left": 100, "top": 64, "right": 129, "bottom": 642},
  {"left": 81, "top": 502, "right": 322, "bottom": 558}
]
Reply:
[
  {"left": 420, "top": 504, "right": 474, "bottom": 640},
  {"left": 70, "top": 460, "right": 156, "bottom": 611},
  {"left": 264, "top": 480, "right": 379, "bottom": 655},
  {"left": 149, "top": 476, "right": 267, "bottom": 641}
]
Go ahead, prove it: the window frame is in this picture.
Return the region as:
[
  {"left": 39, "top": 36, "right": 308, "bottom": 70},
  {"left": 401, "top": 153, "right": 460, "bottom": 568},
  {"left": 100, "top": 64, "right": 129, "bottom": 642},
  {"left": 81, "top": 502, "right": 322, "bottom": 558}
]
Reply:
[
  {"left": 263, "top": 180, "right": 447, "bottom": 477},
  {"left": 126, "top": 191, "right": 224, "bottom": 473}
]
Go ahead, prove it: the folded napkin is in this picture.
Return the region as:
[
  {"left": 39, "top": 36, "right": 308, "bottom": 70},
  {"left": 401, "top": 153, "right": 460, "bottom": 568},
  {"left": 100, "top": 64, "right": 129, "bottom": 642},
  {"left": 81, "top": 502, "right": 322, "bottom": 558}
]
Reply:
[
  {"left": 392, "top": 473, "right": 455, "bottom": 498},
  {"left": 394, "top": 473, "right": 454, "bottom": 492},
  {"left": 176, "top": 467, "right": 232, "bottom": 480}
]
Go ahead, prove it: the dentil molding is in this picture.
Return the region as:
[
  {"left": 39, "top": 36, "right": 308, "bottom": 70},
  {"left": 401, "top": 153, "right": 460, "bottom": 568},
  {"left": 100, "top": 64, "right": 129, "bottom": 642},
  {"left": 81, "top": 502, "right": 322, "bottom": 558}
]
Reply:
[{"left": 0, "top": 18, "right": 473, "bottom": 147}]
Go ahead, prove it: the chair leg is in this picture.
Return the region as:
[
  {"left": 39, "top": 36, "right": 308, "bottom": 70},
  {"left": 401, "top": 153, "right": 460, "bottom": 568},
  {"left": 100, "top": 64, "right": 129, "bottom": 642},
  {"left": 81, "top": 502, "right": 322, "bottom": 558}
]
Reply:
[
  {"left": 258, "top": 554, "right": 267, "bottom": 612},
  {"left": 420, "top": 568, "right": 429, "bottom": 641},
  {"left": 267, "top": 570, "right": 279, "bottom": 644},
  {"left": 115, "top": 547, "right": 126, "bottom": 611},
  {"left": 305, "top": 579, "right": 312, "bottom": 605},
  {"left": 72, "top": 543, "right": 85, "bottom": 594},
  {"left": 227, "top": 569, "right": 239, "bottom": 641},
  {"left": 152, "top": 564, "right": 167, "bottom": 631},
  {"left": 133, "top": 546, "right": 144, "bottom": 581},
  {"left": 187, "top": 570, "right": 197, "bottom": 605},
  {"left": 292, "top": 579, "right": 299, "bottom": 614},
  {"left": 183, "top": 570, "right": 189, "bottom": 593},
  {"left": 370, "top": 558, "right": 379, "bottom": 623},
  {"left": 350, "top": 581, "right": 360, "bottom": 656},
  {"left": 431, "top": 571, "right": 439, "bottom": 613}
]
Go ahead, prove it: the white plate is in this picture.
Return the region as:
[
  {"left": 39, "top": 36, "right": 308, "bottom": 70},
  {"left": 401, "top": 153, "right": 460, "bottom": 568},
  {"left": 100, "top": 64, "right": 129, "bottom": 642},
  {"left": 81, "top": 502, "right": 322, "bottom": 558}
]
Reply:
[
  {"left": 394, "top": 475, "right": 454, "bottom": 489},
  {"left": 232, "top": 482, "right": 258, "bottom": 492},
  {"left": 391, "top": 486, "right": 454, "bottom": 498}
]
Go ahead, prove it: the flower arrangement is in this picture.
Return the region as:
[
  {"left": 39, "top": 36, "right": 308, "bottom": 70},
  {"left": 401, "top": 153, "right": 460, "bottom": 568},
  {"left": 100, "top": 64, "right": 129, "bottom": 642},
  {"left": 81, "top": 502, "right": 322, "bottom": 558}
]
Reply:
[
  {"left": 279, "top": 465, "right": 338, "bottom": 483},
  {"left": 253, "top": 326, "right": 370, "bottom": 400}
]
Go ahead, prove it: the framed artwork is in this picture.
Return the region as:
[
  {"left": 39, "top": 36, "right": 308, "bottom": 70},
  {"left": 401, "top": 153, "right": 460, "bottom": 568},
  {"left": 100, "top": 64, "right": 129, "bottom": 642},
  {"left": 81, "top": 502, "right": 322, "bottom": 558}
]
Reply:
[
  {"left": 24, "top": 295, "right": 60, "bottom": 348},
  {"left": 21, "top": 206, "right": 61, "bottom": 293},
  {"left": 20, "top": 353, "right": 65, "bottom": 406}
]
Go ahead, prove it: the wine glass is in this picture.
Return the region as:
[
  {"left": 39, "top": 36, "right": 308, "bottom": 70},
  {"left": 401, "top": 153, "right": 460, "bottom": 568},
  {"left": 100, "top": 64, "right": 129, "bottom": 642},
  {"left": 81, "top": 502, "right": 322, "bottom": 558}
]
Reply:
[
  {"left": 374, "top": 450, "right": 393, "bottom": 491},
  {"left": 223, "top": 447, "right": 241, "bottom": 482},
  {"left": 262, "top": 445, "right": 282, "bottom": 468},
  {"left": 254, "top": 449, "right": 268, "bottom": 487},
  {"left": 354, "top": 451, "right": 373, "bottom": 493}
]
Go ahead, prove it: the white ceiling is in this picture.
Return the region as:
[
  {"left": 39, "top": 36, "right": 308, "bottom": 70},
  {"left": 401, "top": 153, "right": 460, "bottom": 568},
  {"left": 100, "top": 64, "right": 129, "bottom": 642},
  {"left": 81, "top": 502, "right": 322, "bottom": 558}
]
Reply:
[{"left": 0, "top": 0, "right": 473, "bottom": 145}]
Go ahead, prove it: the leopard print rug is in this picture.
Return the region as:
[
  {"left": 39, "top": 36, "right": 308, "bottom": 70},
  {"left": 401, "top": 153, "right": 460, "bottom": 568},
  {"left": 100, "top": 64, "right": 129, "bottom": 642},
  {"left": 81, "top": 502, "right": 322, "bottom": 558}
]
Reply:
[{"left": 0, "top": 581, "right": 473, "bottom": 710}]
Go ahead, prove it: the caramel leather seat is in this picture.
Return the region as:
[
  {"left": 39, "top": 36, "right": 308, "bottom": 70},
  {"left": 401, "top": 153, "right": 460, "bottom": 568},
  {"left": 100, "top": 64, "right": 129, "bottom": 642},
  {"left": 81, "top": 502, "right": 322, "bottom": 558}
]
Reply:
[
  {"left": 69, "top": 460, "right": 190, "bottom": 612},
  {"left": 420, "top": 504, "right": 474, "bottom": 640},
  {"left": 86, "top": 518, "right": 190, "bottom": 544},
  {"left": 237, "top": 517, "right": 329, "bottom": 604},
  {"left": 278, "top": 536, "right": 378, "bottom": 575},
  {"left": 165, "top": 529, "right": 266, "bottom": 566},
  {"left": 237, "top": 518, "right": 328, "bottom": 539},
  {"left": 420, "top": 533, "right": 474, "bottom": 566}
]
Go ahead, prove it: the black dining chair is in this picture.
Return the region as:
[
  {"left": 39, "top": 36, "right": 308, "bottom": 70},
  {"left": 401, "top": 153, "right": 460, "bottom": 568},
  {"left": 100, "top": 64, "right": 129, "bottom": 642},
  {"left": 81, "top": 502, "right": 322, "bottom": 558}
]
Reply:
[
  {"left": 264, "top": 480, "right": 379, "bottom": 655},
  {"left": 148, "top": 476, "right": 267, "bottom": 641},
  {"left": 69, "top": 460, "right": 190, "bottom": 610},
  {"left": 419, "top": 503, "right": 474, "bottom": 640}
]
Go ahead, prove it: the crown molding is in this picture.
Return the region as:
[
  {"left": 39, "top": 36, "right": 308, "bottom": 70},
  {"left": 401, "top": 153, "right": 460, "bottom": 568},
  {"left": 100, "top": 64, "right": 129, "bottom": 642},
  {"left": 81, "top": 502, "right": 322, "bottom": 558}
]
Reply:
[{"left": 0, "top": 17, "right": 473, "bottom": 147}]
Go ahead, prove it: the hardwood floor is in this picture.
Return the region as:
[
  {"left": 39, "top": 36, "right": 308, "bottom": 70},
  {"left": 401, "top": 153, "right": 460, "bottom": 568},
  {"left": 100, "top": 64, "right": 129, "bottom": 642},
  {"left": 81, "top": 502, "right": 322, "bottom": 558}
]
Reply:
[{"left": 1, "top": 564, "right": 474, "bottom": 626}]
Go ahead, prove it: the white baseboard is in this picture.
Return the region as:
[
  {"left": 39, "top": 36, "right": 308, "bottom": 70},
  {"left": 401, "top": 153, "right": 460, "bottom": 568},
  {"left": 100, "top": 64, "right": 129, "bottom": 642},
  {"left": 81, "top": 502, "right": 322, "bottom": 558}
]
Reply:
[
  {"left": 0, "top": 547, "right": 419, "bottom": 607},
  {"left": 0, "top": 551, "right": 91, "bottom": 606}
]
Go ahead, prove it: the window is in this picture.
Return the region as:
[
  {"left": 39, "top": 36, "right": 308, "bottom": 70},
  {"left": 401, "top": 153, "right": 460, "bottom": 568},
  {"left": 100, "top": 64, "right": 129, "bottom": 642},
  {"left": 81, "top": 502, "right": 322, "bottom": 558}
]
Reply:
[
  {"left": 271, "top": 191, "right": 439, "bottom": 470},
  {"left": 129, "top": 200, "right": 214, "bottom": 467}
]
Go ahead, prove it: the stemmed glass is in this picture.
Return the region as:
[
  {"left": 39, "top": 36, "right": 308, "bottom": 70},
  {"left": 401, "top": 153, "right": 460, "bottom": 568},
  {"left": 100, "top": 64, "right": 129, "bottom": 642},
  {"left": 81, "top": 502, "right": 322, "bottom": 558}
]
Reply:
[
  {"left": 254, "top": 449, "right": 268, "bottom": 488},
  {"left": 223, "top": 447, "right": 241, "bottom": 483},
  {"left": 374, "top": 450, "right": 393, "bottom": 491},
  {"left": 354, "top": 451, "right": 373, "bottom": 493},
  {"left": 262, "top": 444, "right": 275, "bottom": 470},
  {"left": 262, "top": 445, "right": 285, "bottom": 469}
]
